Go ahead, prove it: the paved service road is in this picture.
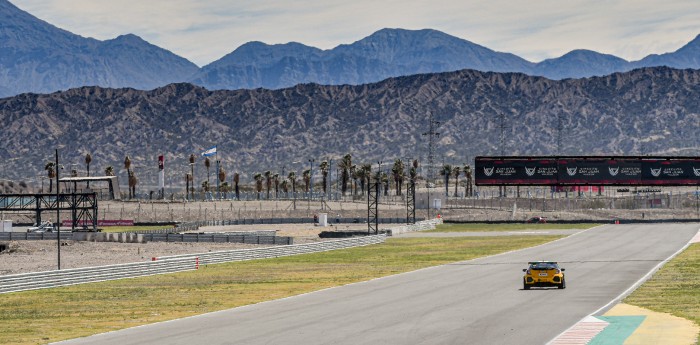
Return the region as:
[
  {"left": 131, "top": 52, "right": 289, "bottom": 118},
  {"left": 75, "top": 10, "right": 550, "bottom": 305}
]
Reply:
[{"left": 56, "top": 224, "right": 699, "bottom": 345}]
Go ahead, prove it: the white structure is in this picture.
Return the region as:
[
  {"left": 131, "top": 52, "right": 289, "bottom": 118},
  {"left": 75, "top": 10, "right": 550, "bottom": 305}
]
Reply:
[
  {"left": 1, "top": 220, "right": 12, "bottom": 232},
  {"left": 318, "top": 213, "right": 328, "bottom": 226}
]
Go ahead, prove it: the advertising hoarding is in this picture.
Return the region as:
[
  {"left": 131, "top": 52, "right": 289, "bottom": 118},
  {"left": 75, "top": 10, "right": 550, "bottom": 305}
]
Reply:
[{"left": 475, "top": 156, "right": 700, "bottom": 186}]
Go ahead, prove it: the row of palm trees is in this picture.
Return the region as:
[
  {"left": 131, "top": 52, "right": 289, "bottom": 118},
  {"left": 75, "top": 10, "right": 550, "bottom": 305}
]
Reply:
[
  {"left": 43, "top": 152, "right": 473, "bottom": 200},
  {"left": 440, "top": 164, "right": 474, "bottom": 197}
]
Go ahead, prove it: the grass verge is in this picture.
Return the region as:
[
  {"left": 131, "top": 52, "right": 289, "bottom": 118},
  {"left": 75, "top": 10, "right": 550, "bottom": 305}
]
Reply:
[
  {"left": 624, "top": 243, "right": 700, "bottom": 345},
  {"left": 0, "top": 235, "right": 561, "bottom": 345},
  {"left": 428, "top": 223, "right": 600, "bottom": 232}
]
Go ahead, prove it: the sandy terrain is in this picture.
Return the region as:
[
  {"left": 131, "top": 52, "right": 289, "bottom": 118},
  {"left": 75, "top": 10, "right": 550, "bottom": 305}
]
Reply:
[{"left": 0, "top": 223, "right": 372, "bottom": 276}]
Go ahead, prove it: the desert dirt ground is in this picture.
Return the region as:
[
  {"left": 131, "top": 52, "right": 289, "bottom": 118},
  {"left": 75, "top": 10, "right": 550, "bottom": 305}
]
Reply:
[{"left": 0, "top": 222, "right": 371, "bottom": 276}]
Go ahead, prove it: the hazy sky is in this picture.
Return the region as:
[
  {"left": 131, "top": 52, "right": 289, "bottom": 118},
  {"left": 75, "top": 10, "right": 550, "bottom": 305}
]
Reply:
[{"left": 12, "top": 0, "right": 700, "bottom": 67}]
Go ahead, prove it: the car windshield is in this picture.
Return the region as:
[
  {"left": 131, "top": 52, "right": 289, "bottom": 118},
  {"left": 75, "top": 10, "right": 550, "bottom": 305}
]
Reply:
[{"left": 530, "top": 262, "right": 557, "bottom": 270}]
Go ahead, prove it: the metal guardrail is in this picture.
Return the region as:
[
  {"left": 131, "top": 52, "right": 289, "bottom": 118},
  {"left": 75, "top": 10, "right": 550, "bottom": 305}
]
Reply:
[
  {"left": 0, "top": 257, "right": 198, "bottom": 294},
  {"left": 0, "top": 235, "right": 386, "bottom": 294},
  {"left": 157, "top": 235, "right": 385, "bottom": 265}
]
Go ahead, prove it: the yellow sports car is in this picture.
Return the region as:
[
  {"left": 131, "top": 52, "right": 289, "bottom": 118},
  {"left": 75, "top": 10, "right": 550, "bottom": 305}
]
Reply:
[{"left": 523, "top": 261, "right": 566, "bottom": 290}]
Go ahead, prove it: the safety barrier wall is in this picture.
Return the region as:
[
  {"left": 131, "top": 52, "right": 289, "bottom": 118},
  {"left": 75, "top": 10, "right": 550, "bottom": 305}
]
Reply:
[
  {"left": 387, "top": 218, "right": 444, "bottom": 236},
  {"left": 141, "top": 233, "right": 293, "bottom": 245}
]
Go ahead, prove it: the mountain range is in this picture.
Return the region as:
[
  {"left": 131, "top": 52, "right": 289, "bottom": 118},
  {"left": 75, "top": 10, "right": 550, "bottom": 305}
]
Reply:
[
  {"left": 2, "top": 0, "right": 700, "bottom": 98},
  {"left": 1, "top": 67, "right": 699, "bottom": 186}
]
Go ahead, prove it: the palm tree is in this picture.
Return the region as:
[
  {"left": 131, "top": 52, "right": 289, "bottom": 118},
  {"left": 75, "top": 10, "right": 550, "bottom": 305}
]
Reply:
[
  {"left": 188, "top": 173, "right": 195, "bottom": 199},
  {"left": 453, "top": 166, "right": 461, "bottom": 197},
  {"left": 85, "top": 153, "right": 92, "bottom": 188},
  {"left": 189, "top": 154, "right": 196, "bottom": 199},
  {"left": 204, "top": 157, "right": 211, "bottom": 188},
  {"left": 319, "top": 160, "right": 329, "bottom": 194},
  {"left": 338, "top": 154, "right": 352, "bottom": 195},
  {"left": 281, "top": 179, "right": 289, "bottom": 194},
  {"left": 264, "top": 171, "right": 272, "bottom": 199},
  {"left": 392, "top": 159, "right": 405, "bottom": 196},
  {"left": 464, "top": 165, "right": 473, "bottom": 197},
  {"left": 273, "top": 173, "right": 280, "bottom": 198},
  {"left": 254, "top": 173, "right": 263, "bottom": 199},
  {"left": 128, "top": 170, "right": 138, "bottom": 199},
  {"left": 124, "top": 156, "right": 132, "bottom": 198},
  {"left": 104, "top": 166, "right": 114, "bottom": 176},
  {"left": 359, "top": 164, "right": 372, "bottom": 195},
  {"left": 350, "top": 165, "right": 358, "bottom": 195},
  {"left": 201, "top": 180, "right": 209, "bottom": 194},
  {"left": 220, "top": 182, "right": 230, "bottom": 199},
  {"left": 302, "top": 169, "right": 311, "bottom": 192},
  {"left": 441, "top": 164, "right": 452, "bottom": 197},
  {"left": 221, "top": 181, "right": 231, "bottom": 199},
  {"left": 233, "top": 173, "right": 240, "bottom": 200},
  {"left": 185, "top": 173, "right": 191, "bottom": 199},
  {"left": 218, "top": 167, "right": 226, "bottom": 198},
  {"left": 288, "top": 171, "right": 297, "bottom": 196},
  {"left": 44, "top": 162, "right": 55, "bottom": 193}
]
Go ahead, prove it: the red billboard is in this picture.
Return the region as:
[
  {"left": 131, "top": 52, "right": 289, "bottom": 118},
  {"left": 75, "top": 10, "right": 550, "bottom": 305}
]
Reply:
[
  {"left": 62, "top": 220, "right": 135, "bottom": 227},
  {"left": 475, "top": 156, "right": 700, "bottom": 186}
]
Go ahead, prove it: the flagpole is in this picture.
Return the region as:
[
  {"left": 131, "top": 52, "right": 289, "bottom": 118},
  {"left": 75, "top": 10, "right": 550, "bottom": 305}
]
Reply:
[{"left": 216, "top": 151, "right": 220, "bottom": 200}]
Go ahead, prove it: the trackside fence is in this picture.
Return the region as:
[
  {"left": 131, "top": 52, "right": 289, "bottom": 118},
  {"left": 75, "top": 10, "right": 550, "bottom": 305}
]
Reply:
[{"left": 0, "top": 235, "right": 386, "bottom": 294}]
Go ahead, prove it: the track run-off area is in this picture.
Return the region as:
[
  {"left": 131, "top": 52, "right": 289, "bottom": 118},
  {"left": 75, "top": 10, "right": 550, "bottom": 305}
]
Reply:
[{"left": 55, "top": 224, "right": 699, "bottom": 345}]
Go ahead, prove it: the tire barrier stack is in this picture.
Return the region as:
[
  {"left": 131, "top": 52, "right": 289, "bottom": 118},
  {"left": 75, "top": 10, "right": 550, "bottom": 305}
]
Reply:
[{"left": 0, "top": 235, "right": 386, "bottom": 294}]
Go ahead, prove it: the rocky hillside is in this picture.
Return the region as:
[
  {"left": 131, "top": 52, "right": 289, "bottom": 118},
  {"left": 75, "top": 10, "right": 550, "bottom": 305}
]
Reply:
[{"left": 1, "top": 67, "right": 699, "bottom": 187}]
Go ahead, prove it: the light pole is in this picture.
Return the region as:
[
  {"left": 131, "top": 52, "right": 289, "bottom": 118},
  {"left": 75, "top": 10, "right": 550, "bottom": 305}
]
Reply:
[
  {"left": 216, "top": 159, "right": 221, "bottom": 200},
  {"left": 309, "top": 159, "right": 315, "bottom": 206},
  {"left": 328, "top": 158, "right": 333, "bottom": 201},
  {"left": 55, "top": 149, "right": 61, "bottom": 270},
  {"left": 189, "top": 162, "right": 194, "bottom": 201},
  {"left": 377, "top": 161, "right": 382, "bottom": 199}
]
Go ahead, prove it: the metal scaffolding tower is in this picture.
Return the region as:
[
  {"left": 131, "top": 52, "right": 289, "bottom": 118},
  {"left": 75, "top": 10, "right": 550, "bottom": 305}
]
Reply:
[
  {"left": 422, "top": 113, "right": 440, "bottom": 188},
  {"left": 406, "top": 178, "right": 416, "bottom": 224},
  {"left": 367, "top": 180, "right": 379, "bottom": 235}
]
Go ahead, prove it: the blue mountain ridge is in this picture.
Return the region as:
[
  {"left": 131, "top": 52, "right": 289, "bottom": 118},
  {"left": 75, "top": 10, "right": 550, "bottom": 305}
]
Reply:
[{"left": 1, "top": 0, "right": 700, "bottom": 97}]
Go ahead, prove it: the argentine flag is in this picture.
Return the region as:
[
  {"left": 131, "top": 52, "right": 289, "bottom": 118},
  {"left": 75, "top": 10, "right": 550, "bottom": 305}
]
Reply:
[{"left": 201, "top": 146, "right": 217, "bottom": 157}]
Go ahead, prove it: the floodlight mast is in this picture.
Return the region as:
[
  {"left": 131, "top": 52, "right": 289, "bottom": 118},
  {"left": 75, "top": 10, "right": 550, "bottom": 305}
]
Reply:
[{"left": 421, "top": 113, "right": 440, "bottom": 189}]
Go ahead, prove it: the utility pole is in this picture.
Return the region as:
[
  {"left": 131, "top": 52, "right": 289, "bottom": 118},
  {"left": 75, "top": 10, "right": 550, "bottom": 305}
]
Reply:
[
  {"left": 55, "top": 149, "right": 61, "bottom": 270},
  {"left": 422, "top": 113, "right": 440, "bottom": 188}
]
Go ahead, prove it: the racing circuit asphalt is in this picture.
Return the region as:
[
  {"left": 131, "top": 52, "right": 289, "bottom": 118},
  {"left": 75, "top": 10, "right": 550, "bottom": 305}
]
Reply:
[{"left": 55, "top": 224, "right": 699, "bottom": 345}]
